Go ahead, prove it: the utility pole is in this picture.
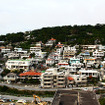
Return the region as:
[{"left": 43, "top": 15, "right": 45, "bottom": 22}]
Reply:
[{"left": 77, "top": 92, "right": 80, "bottom": 105}]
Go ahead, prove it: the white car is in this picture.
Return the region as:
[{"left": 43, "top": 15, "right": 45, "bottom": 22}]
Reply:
[
  {"left": 82, "top": 88, "right": 88, "bottom": 91},
  {"left": 0, "top": 99, "right": 6, "bottom": 102}
]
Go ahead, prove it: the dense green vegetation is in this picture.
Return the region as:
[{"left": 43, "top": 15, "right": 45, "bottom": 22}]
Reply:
[
  {"left": 0, "top": 85, "right": 55, "bottom": 97},
  {"left": 1, "top": 69, "right": 10, "bottom": 77},
  {"left": 1, "top": 24, "right": 105, "bottom": 49},
  {"left": 99, "top": 98, "right": 105, "bottom": 105},
  {"left": 21, "top": 79, "right": 40, "bottom": 84}
]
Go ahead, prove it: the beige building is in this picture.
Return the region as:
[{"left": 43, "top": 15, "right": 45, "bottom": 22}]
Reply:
[
  {"left": 41, "top": 68, "right": 66, "bottom": 88},
  {"left": 5, "top": 59, "right": 32, "bottom": 71},
  {"left": 67, "top": 75, "right": 87, "bottom": 87},
  {"left": 63, "top": 46, "right": 76, "bottom": 59},
  {"left": 3, "top": 73, "right": 18, "bottom": 83}
]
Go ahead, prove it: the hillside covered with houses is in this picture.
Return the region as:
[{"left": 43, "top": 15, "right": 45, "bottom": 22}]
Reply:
[{"left": 0, "top": 24, "right": 105, "bottom": 89}]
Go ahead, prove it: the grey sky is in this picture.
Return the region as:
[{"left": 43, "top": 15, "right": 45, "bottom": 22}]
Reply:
[{"left": 0, "top": 0, "right": 105, "bottom": 35}]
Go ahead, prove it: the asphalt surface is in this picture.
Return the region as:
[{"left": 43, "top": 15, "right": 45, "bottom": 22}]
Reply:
[
  {"left": 0, "top": 82, "right": 57, "bottom": 91},
  {"left": 0, "top": 95, "right": 53, "bottom": 102},
  {"left": 0, "top": 82, "right": 95, "bottom": 91}
]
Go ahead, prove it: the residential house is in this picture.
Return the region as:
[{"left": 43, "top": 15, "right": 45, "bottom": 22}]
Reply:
[
  {"left": 19, "top": 71, "right": 41, "bottom": 80},
  {"left": 45, "top": 38, "right": 56, "bottom": 47},
  {"left": 30, "top": 46, "right": 46, "bottom": 58},
  {"left": 5, "top": 59, "right": 33, "bottom": 71},
  {"left": 69, "top": 58, "right": 83, "bottom": 69},
  {"left": 79, "top": 51, "right": 90, "bottom": 59},
  {"left": 1, "top": 48, "right": 11, "bottom": 53},
  {"left": 67, "top": 75, "right": 87, "bottom": 87},
  {"left": 3, "top": 73, "right": 18, "bottom": 82},
  {"left": 78, "top": 69, "right": 99, "bottom": 78},
  {"left": 93, "top": 50, "right": 104, "bottom": 58},
  {"left": 84, "top": 57, "right": 96, "bottom": 68},
  {"left": 58, "top": 60, "right": 69, "bottom": 68},
  {"left": 46, "top": 58, "right": 55, "bottom": 65},
  {"left": 63, "top": 46, "right": 76, "bottom": 59}
]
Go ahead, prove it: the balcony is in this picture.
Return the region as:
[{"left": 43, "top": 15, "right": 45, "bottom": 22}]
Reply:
[
  {"left": 57, "top": 85, "right": 65, "bottom": 88},
  {"left": 43, "top": 85, "right": 52, "bottom": 88},
  {"left": 57, "top": 80, "right": 65, "bottom": 83},
  {"left": 44, "top": 81, "right": 53, "bottom": 84},
  {"left": 57, "top": 78, "right": 65, "bottom": 80},
  {"left": 44, "top": 77, "right": 53, "bottom": 80}
]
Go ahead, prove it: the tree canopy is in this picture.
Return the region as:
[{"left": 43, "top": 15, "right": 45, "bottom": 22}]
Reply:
[{"left": 1, "top": 24, "right": 105, "bottom": 49}]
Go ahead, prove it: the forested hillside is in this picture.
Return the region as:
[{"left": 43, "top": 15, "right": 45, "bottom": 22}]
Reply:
[{"left": 0, "top": 24, "right": 105, "bottom": 48}]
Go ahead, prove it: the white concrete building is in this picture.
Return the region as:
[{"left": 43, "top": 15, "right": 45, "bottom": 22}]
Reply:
[
  {"left": 98, "top": 45, "right": 105, "bottom": 50},
  {"left": 35, "top": 41, "right": 43, "bottom": 47},
  {"left": 14, "top": 48, "right": 22, "bottom": 52},
  {"left": 81, "top": 45, "right": 97, "bottom": 52},
  {"left": 45, "top": 38, "right": 56, "bottom": 47},
  {"left": 93, "top": 50, "right": 104, "bottom": 58},
  {"left": 67, "top": 75, "right": 87, "bottom": 87},
  {"left": 20, "top": 53, "right": 30, "bottom": 59},
  {"left": 56, "top": 47, "right": 63, "bottom": 55},
  {"left": 58, "top": 60, "right": 69, "bottom": 68},
  {"left": 69, "top": 58, "right": 83, "bottom": 68},
  {"left": 1, "top": 49, "right": 11, "bottom": 53},
  {"left": 46, "top": 58, "right": 55, "bottom": 65},
  {"left": 30, "top": 46, "right": 46, "bottom": 58},
  {"left": 41, "top": 68, "right": 66, "bottom": 88},
  {"left": 78, "top": 69, "right": 99, "bottom": 78},
  {"left": 63, "top": 46, "right": 76, "bottom": 59},
  {"left": 3, "top": 73, "right": 18, "bottom": 82},
  {"left": 7, "top": 53, "right": 19, "bottom": 59},
  {"left": 5, "top": 59, "right": 33, "bottom": 71},
  {"left": 84, "top": 57, "right": 96, "bottom": 67},
  {"left": 30, "top": 46, "right": 41, "bottom": 53}
]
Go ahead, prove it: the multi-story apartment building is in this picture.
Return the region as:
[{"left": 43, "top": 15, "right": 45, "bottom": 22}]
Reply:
[
  {"left": 93, "top": 50, "right": 104, "bottom": 58},
  {"left": 1, "top": 48, "right": 11, "bottom": 53},
  {"left": 6, "top": 53, "right": 20, "bottom": 59},
  {"left": 30, "top": 46, "right": 46, "bottom": 58},
  {"left": 14, "top": 48, "right": 22, "bottom": 52},
  {"left": 67, "top": 75, "right": 87, "bottom": 87},
  {"left": 63, "top": 46, "right": 76, "bottom": 59},
  {"left": 58, "top": 60, "right": 69, "bottom": 68},
  {"left": 98, "top": 45, "right": 105, "bottom": 51},
  {"left": 81, "top": 45, "right": 97, "bottom": 52},
  {"left": 69, "top": 58, "right": 83, "bottom": 69},
  {"left": 30, "top": 46, "right": 41, "bottom": 54},
  {"left": 78, "top": 69, "right": 99, "bottom": 78},
  {"left": 41, "top": 68, "right": 66, "bottom": 88},
  {"left": 79, "top": 51, "right": 90, "bottom": 59},
  {"left": 5, "top": 59, "right": 33, "bottom": 71},
  {"left": 46, "top": 58, "right": 55, "bottom": 65},
  {"left": 84, "top": 57, "right": 96, "bottom": 68}
]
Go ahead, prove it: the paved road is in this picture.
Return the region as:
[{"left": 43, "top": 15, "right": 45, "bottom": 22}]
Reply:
[
  {"left": 0, "top": 95, "right": 53, "bottom": 102},
  {"left": 0, "top": 82, "right": 95, "bottom": 91},
  {"left": 0, "top": 82, "right": 57, "bottom": 91}
]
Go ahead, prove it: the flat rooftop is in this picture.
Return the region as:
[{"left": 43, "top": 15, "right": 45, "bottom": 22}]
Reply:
[{"left": 52, "top": 90, "right": 100, "bottom": 105}]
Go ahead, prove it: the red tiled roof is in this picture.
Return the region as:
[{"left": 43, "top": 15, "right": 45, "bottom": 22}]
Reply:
[
  {"left": 68, "top": 77, "right": 74, "bottom": 80},
  {"left": 50, "top": 38, "right": 56, "bottom": 41},
  {"left": 19, "top": 71, "right": 41, "bottom": 76},
  {"left": 57, "top": 44, "right": 63, "bottom": 45},
  {"left": 47, "top": 58, "right": 53, "bottom": 61}
]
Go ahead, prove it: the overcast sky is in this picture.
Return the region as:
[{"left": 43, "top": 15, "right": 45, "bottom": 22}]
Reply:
[{"left": 0, "top": 0, "right": 105, "bottom": 35}]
